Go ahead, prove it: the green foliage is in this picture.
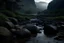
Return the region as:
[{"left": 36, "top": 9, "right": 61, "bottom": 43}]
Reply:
[
  {"left": 45, "top": 16, "right": 64, "bottom": 21},
  {"left": 0, "top": 13, "right": 9, "bottom": 21},
  {"left": 25, "top": 10, "right": 32, "bottom": 14},
  {"left": 15, "top": 15, "right": 30, "bottom": 21},
  {"left": 0, "top": 10, "right": 35, "bottom": 22},
  {"left": 55, "top": 16, "right": 64, "bottom": 21},
  {"left": 47, "top": 9, "right": 64, "bottom": 16},
  {"left": 0, "top": 10, "right": 16, "bottom": 17}
]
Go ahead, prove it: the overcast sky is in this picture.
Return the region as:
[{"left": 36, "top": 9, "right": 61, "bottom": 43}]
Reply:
[{"left": 34, "top": 0, "right": 52, "bottom": 3}]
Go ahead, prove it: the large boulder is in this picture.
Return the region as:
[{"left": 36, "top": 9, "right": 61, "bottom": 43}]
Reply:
[
  {"left": 43, "top": 24, "right": 58, "bottom": 37},
  {"left": 0, "top": 20, "right": 14, "bottom": 31},
  {"left": 0, "top": 27, "right": 12, "bottom": 43},
  {"left": 15, "top": 28, "right": 31, "bottom": 39},
  {"left": 0, "top": 26, "right": 11, "bottom": 36},
  {"left": 8, "top": 17, "right": 18, "bottom": 25},
  {"left": 24, "top": 24, "right": 40, "bottom": 37},
  {"left": 13, "top": 28, "right": 31, "bottom": 43}
]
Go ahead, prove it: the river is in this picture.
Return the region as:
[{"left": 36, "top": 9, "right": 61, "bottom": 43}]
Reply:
[{"left": 26, "top": 26, "right": 64, "bottom": 43}]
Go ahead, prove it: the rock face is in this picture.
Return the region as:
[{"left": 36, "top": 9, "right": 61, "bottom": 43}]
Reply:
[
  {"left": 47, "top": 0, "right": 64, "bottom": 10},
  {"left": 19, "top": 0, "right": 37, "bottom": 14}
]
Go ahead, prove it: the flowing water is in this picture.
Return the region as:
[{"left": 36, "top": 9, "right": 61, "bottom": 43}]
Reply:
[{"left": 26, "top": 26, "right": 64, "bottom": 43}]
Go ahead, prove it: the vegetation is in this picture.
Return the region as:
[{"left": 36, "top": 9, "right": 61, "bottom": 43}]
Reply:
[
  {"left": 0, "top": 13, "right": 9, "bottom": 21},
  {"left": 0, "top": 0, "right": 36, "bottom": 23}
]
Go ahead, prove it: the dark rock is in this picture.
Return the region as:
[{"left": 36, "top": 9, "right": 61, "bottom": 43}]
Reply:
[
  {"left": 0, "top": 27, "right": 11, "bottom": 36},
  {"left": 0, "top": 27, "right": 12, "bottom": 43},
  {"left": 48, "top": 0, "right": 64, "bottom": 10},
  {"left": 24, "top": 25, "right": 39, "bottom": 37},
  {"left": 43, "top": 24, "right": 58, "bottom": 37},
  {"left": 54, "top": 36, "right": 64, "bottom": 41},
  {"left": 0, "top": 20, "right": 14, "bottom": 31},
  {"left": 14, "top": 28, "right": 31, "bottom": 39},
  {"left": 8, "top": 17, "right": 18, "bottom": 25}
]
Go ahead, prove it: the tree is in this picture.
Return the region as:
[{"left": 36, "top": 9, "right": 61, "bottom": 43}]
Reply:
[{"left": 0, "top": 0, "right": 21, "bottom": 11}]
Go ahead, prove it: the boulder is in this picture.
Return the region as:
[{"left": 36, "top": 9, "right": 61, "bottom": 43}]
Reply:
[
  {"left": 8, "top": 17, "right": 18, "bottom": 25},
  {"left": 0, "top": 27, "right": 12, "bottom": 43},
  {"left": 43, "top": 24, "right": 58, "bottom": 37},
  {"left": 0, "top": 26, "right": 11, "bottom": 36},
  {"left": 0, "top": 20, "right": 14, "bottom": 30},
  {"left": 24, "top": 24, "right": 39, "bottom": 37}
]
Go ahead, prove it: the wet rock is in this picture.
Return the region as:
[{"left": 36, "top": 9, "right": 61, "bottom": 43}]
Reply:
[
  {"left": 0, "top": 20, "right": 14, "bottom": 31},
  {"left": 24, "top": 24, "right": 40, "bottom": 37},
  {"left": 13, "top": 28, "right": 31, "bottom": 43},
  {"left": 54, "top": 25, "right": 64, "bottom": 41},
  {"left": 15, "top": 28, "right": 31, "bottom": 38},
  {"left": 0, "top": 27, "right": 12, "bottom": 43},
  {"left": 43, "top": 24, "right": 58, "bottom": 37},
  {"left": 54, "top": 36, "right": 64, "bottom": 41},
  {"left": 0, "top": 26, "right": 11, "bottom": 36},
  {"left": 8, "top": 17, "right": 18, "bottom": 25},
  {"left": 0, "top": 19, "right": 31, "bottom": 43}
]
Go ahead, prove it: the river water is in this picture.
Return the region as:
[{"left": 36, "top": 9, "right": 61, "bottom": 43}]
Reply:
[{"left": 26, "top": 26, "right": 64, "bottom": 43}]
